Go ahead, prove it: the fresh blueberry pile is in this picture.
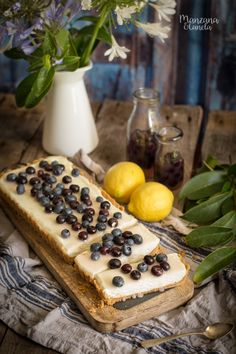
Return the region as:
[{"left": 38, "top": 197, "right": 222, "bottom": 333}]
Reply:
[
  {"left": 6, "top": 159, "right": 123, "bottom": 241},
  {"left": 89, "top": 228, "right": 143, "bottom": 261},
  {"left": 111, "top": 252, "right": 170, "bottom": 287}
]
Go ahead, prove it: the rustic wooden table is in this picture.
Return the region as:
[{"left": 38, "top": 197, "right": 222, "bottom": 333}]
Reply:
[{"left": 0, "top": 93, "right": 235, "bottom": 353}]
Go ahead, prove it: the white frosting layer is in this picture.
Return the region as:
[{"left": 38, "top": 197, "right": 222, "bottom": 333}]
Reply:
[
  {"left": 0, "top": 156, "right": 136, "bottom": 257},
  {"left": 75, "top": 223, "right": 160, "bottom": 279},
  {"left": 95, "top": 253, "right": 187, "bottom": 299}
]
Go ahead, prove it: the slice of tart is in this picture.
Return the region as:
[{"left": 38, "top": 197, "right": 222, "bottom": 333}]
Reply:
[
  {"left": 94, "top": 253, "right": 188, "bottom": 305},
  {"left": 74, "top": 223, "right": 160, "bottom": 282},
  {"left": 0, "top": 156, "right": 136, "bottom": 262}
]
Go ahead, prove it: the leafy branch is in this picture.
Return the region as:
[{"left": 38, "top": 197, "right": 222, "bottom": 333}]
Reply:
[{"left": 180, "top": 156, "right": 236, "bottom": 283}]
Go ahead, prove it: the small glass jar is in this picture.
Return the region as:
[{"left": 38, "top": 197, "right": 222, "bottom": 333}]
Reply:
[
  {"left": 126, "top": 88, "right": 164, "bottom": 180},
  {"left": 155, "top": 126, "right": 184, "bottom": 190}
]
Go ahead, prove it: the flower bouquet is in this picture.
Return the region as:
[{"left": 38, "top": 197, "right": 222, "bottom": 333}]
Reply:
[{"left": 0, "top": 0, "right": 176, "bottom": 108}]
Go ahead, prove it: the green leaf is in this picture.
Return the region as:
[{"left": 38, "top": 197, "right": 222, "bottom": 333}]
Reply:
[
  {"left": 179, "top": 171, "right": 227, "bottom": 201},
  {"left": 28, "top": 58, "right": 43, "bottom": 72},
  {"left": 55, "top": 56, "right": 80, "bottom": 71},
  {"left": 42, "top": 31, "right": 56, "bottom": 56},
  {"left": 55, "top": 29, "right": 70, "bottom": 56},
  {"left": 75, "top": 16, "right": 99, "bottom": 23},
  {"left": 186, "top": 226, "right": 234, "bottom": 248},
  {"left": 196, "top": 155, "right": 219, "bottom": 174},
  {"left": 213, "top": 210, "right": 236, "bottom": 228},
  {"left": 221, "top": 197, "right": 235, "bottom": 215},
  {"left": 182, "top": 191, "right": 232, "bottom": 225},
  {"left": 228, "top": 164, "right": 236, "bottom": 177},
  {"left": 15, "top": 73, "right": 38, "bottom": 107},
  {"left": 25, "top": 66, "right": 55, "bottom": 108},
  {"left": 193, "top": 247, "right": 236, "bottom": 283},
  {"left": 4, "top": 48, "right": 27, "bottom": 60},
  {"left": 221, "top": 180, "right": 232, "bottom": 193}
]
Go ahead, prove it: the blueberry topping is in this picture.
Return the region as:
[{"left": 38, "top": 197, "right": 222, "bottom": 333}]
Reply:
[
  {"left": 102, "top": 240, "right": 114, "bottom": 249},
  {"left": 65, "top": 195, "right": 77, "bottom": 203},
  {"left": 84, "top": 199, "right": 92, "bottom": 206},
  {"left": 130, "top": 270, "right": 141, "bottom": 280},
  {"left": 99, "top": 209, "right": 109, "bottom": 216},
  {"left": 97, "top": 214, "right": 107, "bottom": 223},
  {"left": 114, "top": 236, "right": 125, "bottom": 246},
  {"left": 122, "top": 231, "right": 133, "bottom": 239},
  {"left": 160, "top": 261, "right": 170, "bottom": 271},
  {"left": 112, "top": 228, "right": 122, "bottom": 237},
  {"left": 39, "top": 196, "right": 50, "bottom": 206},
  {"left": 71, "top": 222, "right": 82, "bottom": 231},
  {"left": 122, "top": 244, "right": 132, "bottom": 256},
  {"left": 111, "top": 247, "right": 122, "bottom": 257},
  {"left": 82, "top": 214, "right": 93, "bottom": 223},
  {"left": 113, "top": 212, "right": 122, "bottom": 219},
  {"left": 26, "top": 166, "right": 36, "bottom": 175},
  {"left": 96, "top": 196, "right": 103, "bottom": 202},
  {"left": 62, "top": 175, "right": 72, "bottom": 184},
  {"left": 112, "top": 276, "right": 124, "bottom": 287},
  {"left": 82, "top": 220, "right": 90, "bottom": 228},
  {"left": 53, "top": 165, "right": 64, "bottom": 176},
  {"left": 66, "top": 215, "right": 78, "bottom": 225},
  {"left": 137, "top": 262, "right": 148, "bottom": 273},
  {"left": 70, "top": 201, "right": 80, "bottom": 210},
  {"left": 90, "top": 243, "right": 101, "bottom": 252},
  {"left": 102, "top": 233, "right": 114, "bottom": 242},
  {"left": 108, "top": 258, "right": 121, "bottom": 269},
  {"left": 151, "top": 265, "right": 163, "bottom": 276},
  {"left": 81, "top": 187, "right": 90, "bottom": 196},
  {"left": 51, "top": 160, "right": 59, "bottom": 166},
  {"left": 39, "top": 160, "right": 48, "bottom": 168},
  {"left": 54, "top": 187, "right": 63, "bottom": 196},
  {"left": 6, "top": 173, "right": 17, "bottom": 182},
  {"left": 70, "top": 184, "right": 80, "bottom": 193},
  {"left": 156, "top": 253, "right": 168, "bottom": 263},
  {"left": 45, "top": 164, "right": 52, "bottom": 172},
  {"left": 18, "top": 172, "right": 27, "bottom": 178},
  {"left": 121, "top": 264, "right": 132, "bottom": 274},
  {"left": 16, "top": 184, "right": 25, "bottom": 194},
  {"left": 125, "top": 238, "right": 135, "bottom": 246},
  {"left": 133, "top": 234, "right": 143, "bottom": 245},
  {"left": 54, "top": 203, "right": 64, "bottom": 214},
  {"left": 87, "top": 225, "right": 97, "bottom": 234},
  {"left": 96, "top": 222, "right": 106, "bottom": 231},
  {"left": 144, "top": 255, "right": 155, "bottom": 265},
  {"left": 71, "top": 168, "right": 80, "bottom": 177},
  {"left": 61, "top": 229, "right": 70, "bottom": 238},
  {"left": 45, "top": 204, "right": 54, "bottom": 213},
  {"left": 63, "top": 207, "right": 73, "bottom": 216},
  {"left": 62, "top": 188, "right": 72, "bottom": 196},
  {"left": 78, "top": 231, "right": 88, "bottom": 240},
  {"left": 52, "top": 196, "right": 63, "bottom": 205},
  {"left": 56, "top": 215, "right": 66, "bottom": 224},
  {"left": 80, "top": 193, "right": 90, "bottom": 202},
  {"left": 108, "top": 218, "right": 118, "bottom": 228},
  {"left": 46, "top": 175, "right": 57, "bottom": 184},
  {"left": 29, "top": 177, "right": 40, "bottom": 185},
  {"left": 56, "top": 183, "right": 65, "bottom": 190},
  {"left": 37, "top": 169, "right": 44, "bottom": 178},
  {"left": 100, "top": 246, "right": 110, "bottom": 255},
  {"left": 77, "top": 203, "right": 86, "bottom": 213},
  {"left": 17, "top": 176, "right": 27, "bottom": 184},
  {"left": 90, "top": 252, "right": 100, "bottom": 261},
  {"left": 100, "top": 201, "right": 111, "bottom": 210},
  {"left": 85, "top": 207, "right": 95, "bottom": 216}
]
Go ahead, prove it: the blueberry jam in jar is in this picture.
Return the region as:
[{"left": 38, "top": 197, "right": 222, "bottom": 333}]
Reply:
[
  {"left": 126, "top": 88, "right": 163, "bottom": 180},
  {"left": 155, "top": 126, "right": 184, "bottom": 190}
]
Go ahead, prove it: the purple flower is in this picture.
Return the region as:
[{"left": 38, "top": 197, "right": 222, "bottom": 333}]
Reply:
[
  {"left": 21, "top": 39, "right": 40, "bottom": 55},
  {"left": 5, "top": 20, "right": 35, "bottom": 49},
  {"left": 0, "top": 26, "right": 12, "bottom": 52},
  {"left": 12, "top": 2, "right": 21, "bottom": 14}
]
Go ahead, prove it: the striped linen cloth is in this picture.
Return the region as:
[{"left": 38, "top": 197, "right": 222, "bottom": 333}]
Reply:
[{"left": 0, "top": 208, "right": 235, "bottom": 354}]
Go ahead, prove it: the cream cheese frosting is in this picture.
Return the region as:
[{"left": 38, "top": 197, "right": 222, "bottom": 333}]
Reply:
[
  {"left": 0, "top": 156, "right": 136, "bottom": 257},
  {"left": 74, "top": 223, "right": 160, "bottom": 279},
  {"left": 95, "top": 253, "right": 187, "bottom": 300}
]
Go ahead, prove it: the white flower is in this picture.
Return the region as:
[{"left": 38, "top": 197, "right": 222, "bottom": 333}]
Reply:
[
  {"left": 115, "top": 5, "right": 137, "bottom": 25},
  {"left": 81, "top": 0, "right": 92, "bottom": 11},
  {"left": 104, "top": 36, "right": 130, "bottom": 61},
  {"left": 150, "top": 0, "right": 176, "bottom": 22},
  {"left": 136, "top": 21, "right": 171, "bottom": 42}
]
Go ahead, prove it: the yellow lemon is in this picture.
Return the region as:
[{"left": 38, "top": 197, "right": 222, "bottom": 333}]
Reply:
[
  {"left": 103, "top": 162, "right": 145, "bottom": 204},
  {"left": 128, "top": 182, "right": 174, "bottom": 222}
]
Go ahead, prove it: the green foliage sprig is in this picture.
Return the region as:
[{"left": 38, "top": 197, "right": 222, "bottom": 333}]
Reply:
[{"left": 179, "top": 156, "right": 236, "bottom": 284}]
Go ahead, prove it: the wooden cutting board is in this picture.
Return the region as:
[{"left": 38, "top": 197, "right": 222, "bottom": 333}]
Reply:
[{"left": 1, "top": 202, "right": 194, "bottom": 333}]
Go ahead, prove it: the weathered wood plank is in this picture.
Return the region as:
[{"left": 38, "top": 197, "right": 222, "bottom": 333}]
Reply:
[
  {"left": 0, "top": 327, "right": 59, "bottom": 354},
  {"left": 202, "top": 111, "right": 236, "bottom": 164},
  {"left": 0, "top": 321, "right": 7, "bottom": 345}
]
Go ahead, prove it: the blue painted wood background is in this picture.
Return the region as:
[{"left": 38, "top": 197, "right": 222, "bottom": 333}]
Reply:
[{"left": 0, "top": 0, "right": 235, "bottom": 110}]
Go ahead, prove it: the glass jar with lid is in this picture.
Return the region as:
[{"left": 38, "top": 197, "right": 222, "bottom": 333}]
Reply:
[
  {"left": 126, "top": 88, "right": 164, "bottom": 180},
  {"left": 155, "top": 126, "right": 184, "bottom": 189}
]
